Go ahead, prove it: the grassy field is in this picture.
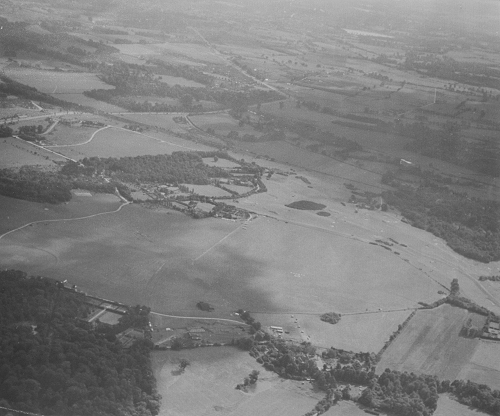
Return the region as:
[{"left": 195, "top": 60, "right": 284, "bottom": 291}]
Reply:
[
  {"left": 254, "top": 310, "right": 414, "bottom": 353},
  {"left": 50, "top": 127, "right": 211, "bottom": 159},
  {"left": 183, "top": 184, "right": 231, "bottom": 197},
  {"left": 434, "top": 395, "right": 486, "bottom": 416},
  {"left": 0, "top": 193, "right": 121, "bottom": 235},
  {"left": 0, "top": 136, "right": 65, "bottom": 167},
  {"left": 3, "top": 67, "right": 114, "bottom": 94},
  {"left": 152, "top": 347, "right": 321, "bottom": 416},
  {"left": 375, "top": 305, "right": 497, "bottom": 385}
]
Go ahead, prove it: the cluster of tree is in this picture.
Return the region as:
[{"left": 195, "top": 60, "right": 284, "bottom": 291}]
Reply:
[
  {"left": 450, "top": 278, "right": 460, "bottom": 296},
  {"left": 0, "top": 75, "right": 90, "bottom": 111},
  {"left": 0, "top": 125, "right": 13, "bottom": 138},
  {"left": 320, "top": 312, "right": 341, "bottom": 325},
  {"left": 235, "top": 370, "right": 259, "bottom": 391},
  {"left": 196, "top": 301, "right": 214, "bottom": 312},
  {"left": 0, "top": 167, "right": 73, "bottom": 204},
  {"left": 440, "top": 379, "right": 500, "bottom": 415},
  {"left": 64, "top": 152, "right": 230, "bottom": 185},
  {"left": 84, "top": 61, "right": 281, "bottom": 111},
  {"left": 236, "top": 309, "right": 262, "bottom": 333},
  {"left": 479, "top": 275, "right": 500, "bottom": 282},
  {"left": 359, "top": 369, "right": 439, "bottom": 416},
  {"left": 0, "top": 270, "right": 160, "bottom": 416},
  {"left": 147, "top": 60, "right": 214, "bottom": 86},
  {"left": 382, "top": 180, "right": 500, "bottom": 262},
  {"left": 402, "top": 52, "right": 500, "bottom": 90},
  {"left": 399, "top": 122, "right": 499, "bottom": 177}
]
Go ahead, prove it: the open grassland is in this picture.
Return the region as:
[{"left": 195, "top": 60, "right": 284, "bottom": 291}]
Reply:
[
  {"left": 53, "top": 93, "right": 128, "bottom": 112},
  {"left": 50, "top": 127, "right": 211, "bottom": 159},
  {"left": 3, "top": 67, "right": 114, "bottom": 94},
  {"left": 0, "top": 194, "right": 121, "bottom": 236},
  {"left": 152, "top": 347, "right": 320, "bottom": 416},
  {"left": 255, "top": 310, "right": 414, "bottom": 353},
  {"left": 375, "top": 305, "right": 499, "bottom": 385},
  {"left": 434, "top": 395, "right": 487, "bottom": 416}
]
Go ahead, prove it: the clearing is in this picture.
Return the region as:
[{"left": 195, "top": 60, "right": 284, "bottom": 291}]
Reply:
[{"left": 152, "top": 346, "right": 321, "bottom": 416}]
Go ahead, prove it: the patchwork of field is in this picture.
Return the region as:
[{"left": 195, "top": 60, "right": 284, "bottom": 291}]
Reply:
[
  {"left": 376, "top": 304, "right": 500, "bottom": 388},
  {"left": 3, "top": 67, "right": 114, "bottom": 94},
  {"left": 152, "top": 347, "right": 321, "bottom": 416}
]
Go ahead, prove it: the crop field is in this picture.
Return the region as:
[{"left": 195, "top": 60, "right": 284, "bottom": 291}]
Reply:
[
  {"left": 3, "top": 67, "right": 114, "bottom": 94},
  {"left": 457, "top": 341, "right": 500, "bottom": 389},
  {"left": 152, "top": 347, "right": 320, "bottom": 416},
  {"left": 114, "top": 114, "right": 185, "bottom": 131},
  {"left": 375, "top": 305, "right": 495, "bottom": 384},
  {"left": 50, "top": 127, "right": 211, "bottom": 159}
]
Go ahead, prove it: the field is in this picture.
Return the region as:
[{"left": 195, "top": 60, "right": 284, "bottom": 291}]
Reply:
[
  {"left": 152, "top": 347, "right": 321, "bottom": 416},
  {"left": 182, "top": 184, "right": 231, "bottom": 197},
  {"left": 434, "top": 395, "right": 486, "bottom": 416},
  {"left": 0, "top": 136, "right": 66, "bottom": 167},
  {"left": 376, "top": 304, "right": 500, "bottom": 388},
  {"left": 0, "top": 193, "right": 122, "bottom": 236},
  {"left": 47, "top": 126, "right": 211, "bottom": 159},
  {"left": 3, "top": 67, "right": 114, "bottom": 94}
]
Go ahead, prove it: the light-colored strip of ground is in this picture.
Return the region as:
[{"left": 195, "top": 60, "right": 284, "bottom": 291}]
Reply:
[{"left": 150, "top": 311, "right": 248, "bottom": 326}]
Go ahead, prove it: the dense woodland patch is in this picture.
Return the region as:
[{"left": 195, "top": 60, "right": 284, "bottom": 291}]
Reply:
[
  {"left": 382, "top": 172, "right": 500, "bottom": 262},
  {"left": 0, "top": 270, "right": 160, "bottom": 416}
]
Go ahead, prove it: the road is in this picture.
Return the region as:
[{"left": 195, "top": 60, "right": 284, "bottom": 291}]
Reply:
[{"left": 189, "top": 26, "right": 286, "bottom": 96}]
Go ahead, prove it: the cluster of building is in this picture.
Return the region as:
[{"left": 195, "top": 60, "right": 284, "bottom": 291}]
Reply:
[{"left": 483, "top": 321, "right": 500, "bottom": 340}]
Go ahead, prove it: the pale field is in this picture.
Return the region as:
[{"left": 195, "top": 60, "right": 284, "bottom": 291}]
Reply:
[
  {"left": 376, "top": 305, "right": 500, "bottom": 386},
  {"left": 224, "top": 184, "right": 252, "bottom": 195},
  {"left": 3, "top": 67, "right": 114, "bottom": 94},
  {"left": 152, "top": 347, "right": 321, "bottom": 416},
  {"left": 0, "top": 137, "right": 65, "bottom": 167},
  {"left": 50, "top": 127, "right": 211, "bottom": 159},
  {"left": 182, "top": 184, "right": 231, "bottom": 198},
  {"left": 42, "top": 125, "right": 99, "bottom": 146},
  {"left": 322, "top": 401, "right": 371, "bottom": 416},
  {"left": 434, "top": 395, "right": 487, "bottom": 416}
]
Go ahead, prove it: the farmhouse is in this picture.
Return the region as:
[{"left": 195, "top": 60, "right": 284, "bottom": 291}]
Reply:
[
  {"left": 485, "top": 321, "right": 500, "bottom": 339},
  {"left": 270, "top": 326, "right": 283, "bottom": 334}
]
